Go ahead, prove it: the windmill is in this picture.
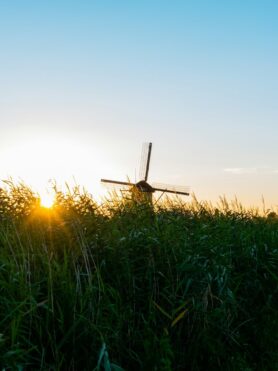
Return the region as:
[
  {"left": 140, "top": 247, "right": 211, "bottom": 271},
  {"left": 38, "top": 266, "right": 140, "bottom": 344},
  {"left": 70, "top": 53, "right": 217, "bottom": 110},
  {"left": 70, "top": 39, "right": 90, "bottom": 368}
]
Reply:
[{"left": 101, "top": 142, "right": 190, "bottom": 202}]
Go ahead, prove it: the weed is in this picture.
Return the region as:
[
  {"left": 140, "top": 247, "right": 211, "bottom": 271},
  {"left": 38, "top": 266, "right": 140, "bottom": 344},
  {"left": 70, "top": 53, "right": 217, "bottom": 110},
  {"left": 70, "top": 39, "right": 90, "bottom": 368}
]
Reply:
[{"left": 0, "top": 182, "right": 277, "bottom": 370}]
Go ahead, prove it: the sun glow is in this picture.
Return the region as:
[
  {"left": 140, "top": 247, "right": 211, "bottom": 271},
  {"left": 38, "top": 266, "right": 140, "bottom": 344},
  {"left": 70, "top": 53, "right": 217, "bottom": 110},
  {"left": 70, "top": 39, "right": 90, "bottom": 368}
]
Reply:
[
  {"left": 0, "top": 132, "right": 109, "bottom": 203},
  {"left": 39, "top": 191, "right": 55, "bottom": 208}
]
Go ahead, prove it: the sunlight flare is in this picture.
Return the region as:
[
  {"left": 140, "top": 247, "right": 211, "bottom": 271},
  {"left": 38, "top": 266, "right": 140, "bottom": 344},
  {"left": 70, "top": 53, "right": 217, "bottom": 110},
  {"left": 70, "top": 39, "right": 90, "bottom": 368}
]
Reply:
[{"left": 39, "top": 191, "right": 55, "bottom": 208}]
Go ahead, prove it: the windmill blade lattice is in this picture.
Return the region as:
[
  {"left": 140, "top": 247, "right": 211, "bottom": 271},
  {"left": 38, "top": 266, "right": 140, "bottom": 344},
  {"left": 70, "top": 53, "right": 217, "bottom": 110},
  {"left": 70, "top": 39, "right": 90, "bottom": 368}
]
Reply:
[
  {"left": 139, "top": 142, "right": 152, "bottom": 181},
  {"left": 101, "top": 179, "right": 135, "bottom": 188},
  {"left": 151, "top": 182, "right": 190, "bottom": 196},
  {"left": 100, "top": 179, "right": 135, "bottom": 198}
]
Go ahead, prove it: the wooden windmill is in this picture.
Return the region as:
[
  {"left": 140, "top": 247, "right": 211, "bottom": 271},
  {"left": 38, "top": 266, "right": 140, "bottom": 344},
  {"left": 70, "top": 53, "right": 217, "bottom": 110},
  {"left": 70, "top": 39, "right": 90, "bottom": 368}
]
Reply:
[{"left": 101, "top": 142, "right": 190, "bottom": 202}]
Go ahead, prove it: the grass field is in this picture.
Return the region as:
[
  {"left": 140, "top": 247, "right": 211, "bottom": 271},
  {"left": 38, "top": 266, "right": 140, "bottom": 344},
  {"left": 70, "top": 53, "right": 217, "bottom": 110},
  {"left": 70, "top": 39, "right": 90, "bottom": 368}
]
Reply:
[{"left": 0, "top": 182, "right": 277, "bottom": 370}]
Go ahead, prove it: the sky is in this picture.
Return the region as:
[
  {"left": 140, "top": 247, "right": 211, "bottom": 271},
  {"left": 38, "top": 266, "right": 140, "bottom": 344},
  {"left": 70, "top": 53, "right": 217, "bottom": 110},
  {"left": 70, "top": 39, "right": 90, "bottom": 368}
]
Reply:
[{"left": 0, "top": 0, "right": 277, "bottom": 207}]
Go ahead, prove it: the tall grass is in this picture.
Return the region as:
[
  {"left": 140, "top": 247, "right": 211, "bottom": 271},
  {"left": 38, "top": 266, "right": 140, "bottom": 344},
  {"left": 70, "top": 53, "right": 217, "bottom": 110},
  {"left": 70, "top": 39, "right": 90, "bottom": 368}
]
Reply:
[{"left": 0, "top": 182, "right": 277, "bottom": 370}]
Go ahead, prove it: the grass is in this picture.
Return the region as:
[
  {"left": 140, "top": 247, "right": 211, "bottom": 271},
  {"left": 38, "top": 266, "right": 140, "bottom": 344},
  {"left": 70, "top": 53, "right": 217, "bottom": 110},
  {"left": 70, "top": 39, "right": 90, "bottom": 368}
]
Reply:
[{"left": 0, "top": 181, "right": 277, "bottom": 370}]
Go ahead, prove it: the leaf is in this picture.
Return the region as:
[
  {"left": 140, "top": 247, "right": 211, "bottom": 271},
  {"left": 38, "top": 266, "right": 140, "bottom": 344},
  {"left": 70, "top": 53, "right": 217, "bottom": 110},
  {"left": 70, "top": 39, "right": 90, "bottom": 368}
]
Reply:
[
  {"left": 171, "top": 309, "right": 188, "bottom": 328},
  {"left": 173, "top": 299, "right": 191, "bottom": 314},
  {"left": 97, "top": 343, "right": 109, "bottom": 370},
  {"left": 153, "top": 301, "right": 172, "bottom": 320}
]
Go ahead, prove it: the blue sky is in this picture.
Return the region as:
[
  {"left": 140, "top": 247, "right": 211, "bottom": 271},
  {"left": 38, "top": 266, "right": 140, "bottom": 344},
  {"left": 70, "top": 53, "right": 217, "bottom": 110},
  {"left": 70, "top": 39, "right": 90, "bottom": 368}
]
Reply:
[{"left": 0, "top": 1, "right": 277, "bottom": 206}]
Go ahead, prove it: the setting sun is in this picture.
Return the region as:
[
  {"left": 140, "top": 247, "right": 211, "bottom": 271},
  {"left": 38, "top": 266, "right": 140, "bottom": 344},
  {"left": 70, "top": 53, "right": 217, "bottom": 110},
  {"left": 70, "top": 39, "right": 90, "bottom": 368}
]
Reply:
[{"left": 39, "top": 191, "right": 55, "bottom": 208}]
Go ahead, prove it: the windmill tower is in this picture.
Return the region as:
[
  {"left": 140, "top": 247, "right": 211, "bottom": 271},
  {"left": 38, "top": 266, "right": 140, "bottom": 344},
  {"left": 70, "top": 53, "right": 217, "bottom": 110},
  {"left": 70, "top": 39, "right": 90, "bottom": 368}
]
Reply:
[{"left": 101, "top": 142, "right": 190, "bottom": 203}]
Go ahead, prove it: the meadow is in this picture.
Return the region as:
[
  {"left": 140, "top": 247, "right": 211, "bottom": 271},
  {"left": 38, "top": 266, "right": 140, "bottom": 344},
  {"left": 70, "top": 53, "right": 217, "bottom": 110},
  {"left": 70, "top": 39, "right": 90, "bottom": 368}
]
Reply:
[{"left": 0, "top": 182, "right": 277, "bottom": 370}]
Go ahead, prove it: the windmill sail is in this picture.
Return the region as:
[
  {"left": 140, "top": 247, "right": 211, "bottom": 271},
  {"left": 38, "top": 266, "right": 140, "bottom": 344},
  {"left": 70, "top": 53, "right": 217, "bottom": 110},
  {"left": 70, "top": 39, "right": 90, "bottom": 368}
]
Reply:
[
  {"left": 139, "top": 142, "right": 152, "bottom": 181},
  {"left": 101, "top": 179, "right": 135, "bottom": 187},
  {"left": 151, "top": 182, "right": 190, "bottom": 196}
]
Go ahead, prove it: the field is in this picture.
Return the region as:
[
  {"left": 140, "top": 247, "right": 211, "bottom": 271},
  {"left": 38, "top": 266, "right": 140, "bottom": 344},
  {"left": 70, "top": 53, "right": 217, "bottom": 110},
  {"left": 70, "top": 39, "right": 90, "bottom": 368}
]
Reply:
[{"left": 0, "top": 182, "right": 277, "bottom": 370}]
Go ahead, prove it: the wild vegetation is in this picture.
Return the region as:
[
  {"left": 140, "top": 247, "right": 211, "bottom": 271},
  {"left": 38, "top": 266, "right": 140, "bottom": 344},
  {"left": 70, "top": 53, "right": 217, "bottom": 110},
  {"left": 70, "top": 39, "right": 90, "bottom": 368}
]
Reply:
[{"left": 0, "top": 181, "right": 277, "bottom": 370}]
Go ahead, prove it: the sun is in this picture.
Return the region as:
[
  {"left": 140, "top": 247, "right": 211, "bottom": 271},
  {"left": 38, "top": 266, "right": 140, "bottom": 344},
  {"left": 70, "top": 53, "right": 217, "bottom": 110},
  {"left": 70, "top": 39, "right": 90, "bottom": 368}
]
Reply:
[{"left": 40, "top": 192, "right": 55, "bottom": 208}]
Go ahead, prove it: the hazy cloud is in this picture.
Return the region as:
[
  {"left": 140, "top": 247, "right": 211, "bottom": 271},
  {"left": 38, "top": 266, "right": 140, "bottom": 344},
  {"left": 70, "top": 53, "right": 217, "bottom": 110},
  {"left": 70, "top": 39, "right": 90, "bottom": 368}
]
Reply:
[
  {"left": 224, "top": 167, "right": 278, "bottom": 175},
  {"left": 224, "top": 168, "right": 258, "bottom": 174}
]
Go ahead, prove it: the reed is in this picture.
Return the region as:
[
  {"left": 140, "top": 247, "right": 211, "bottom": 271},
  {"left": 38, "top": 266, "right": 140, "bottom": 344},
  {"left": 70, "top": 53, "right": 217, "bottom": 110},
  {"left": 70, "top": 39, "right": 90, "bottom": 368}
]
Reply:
[{"left": 0, "top": 182, "right": 277, "bottom": 370}]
